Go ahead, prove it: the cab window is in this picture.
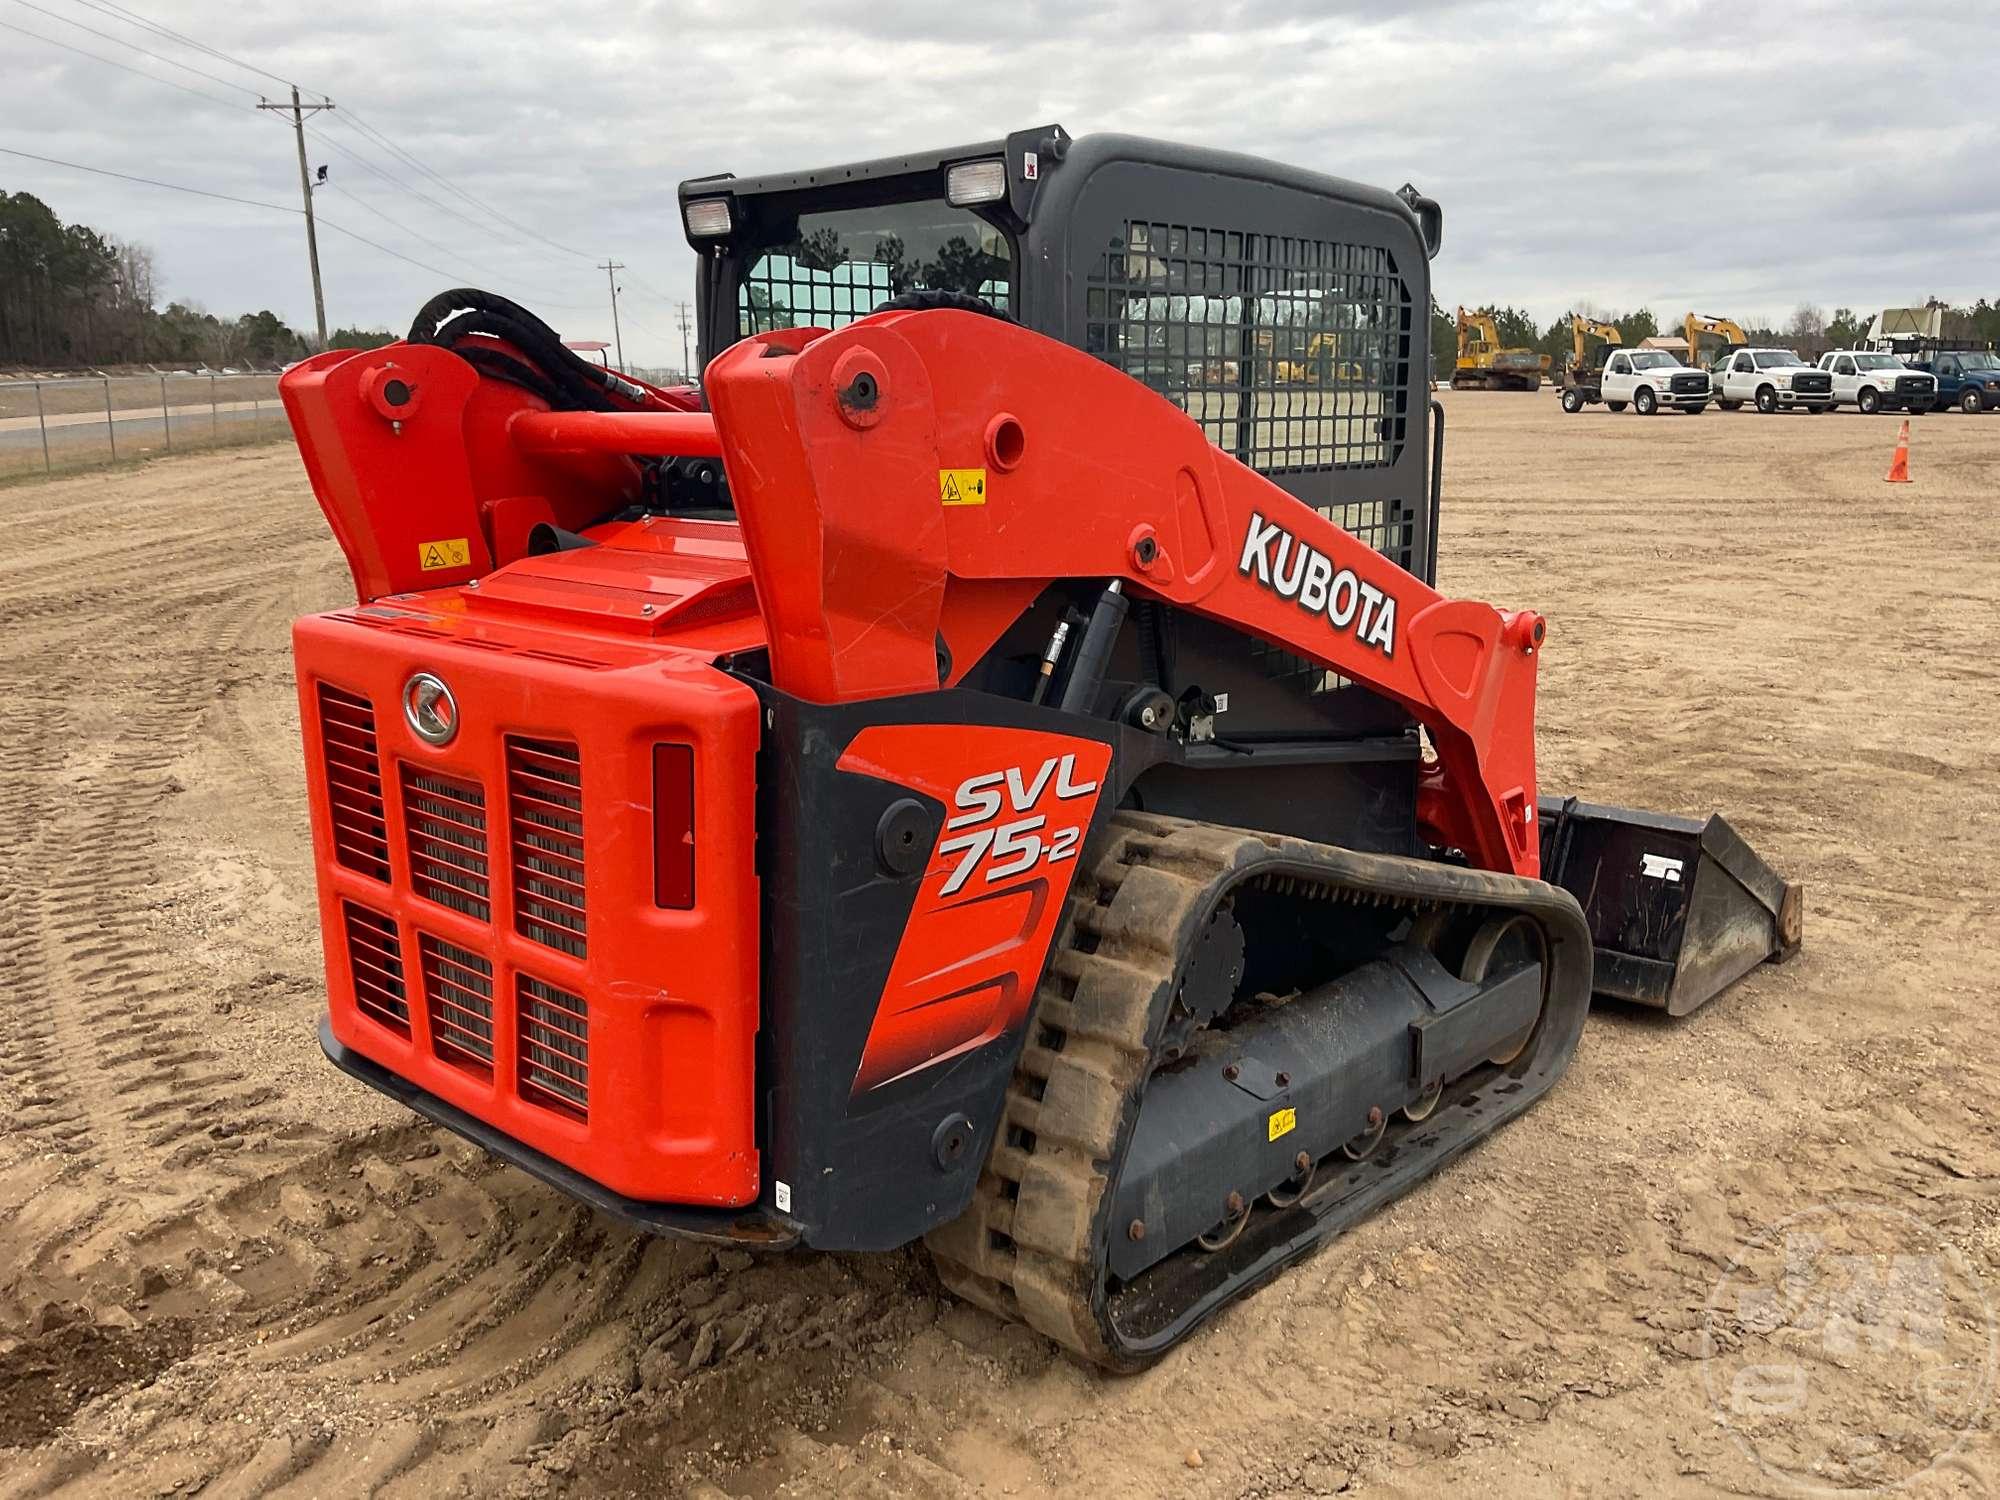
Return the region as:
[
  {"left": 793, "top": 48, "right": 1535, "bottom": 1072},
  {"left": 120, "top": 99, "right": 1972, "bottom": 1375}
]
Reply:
[
  {"left": 1608, "top": 354, "right": 1630, "bottom": 375},
  {"left": 1733, "top": 353, "right": 1754, "bottom": 373},
  {"left": 1834, "top": 356, "right": 1854, "bottom": 376}
]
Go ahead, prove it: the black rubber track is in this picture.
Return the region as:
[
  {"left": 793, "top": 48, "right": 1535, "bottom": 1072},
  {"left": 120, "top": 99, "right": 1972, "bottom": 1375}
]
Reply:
[{"left": 926, "top": 811, "right": 1593, "bottom": 1370}]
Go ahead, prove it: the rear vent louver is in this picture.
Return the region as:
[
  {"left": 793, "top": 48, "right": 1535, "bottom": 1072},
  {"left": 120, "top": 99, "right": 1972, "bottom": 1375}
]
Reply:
[
  {"left": 507, "top": 738, "right": 586, "bottom": 957},
  {"left": 419, "top": 932, "right": 495, "bottom": 1076},
  {"left": 402, "top": 766, "right": 491, "bottom": 920},
  {"left": 517, "top": 974, "right": 588, "bottom": 1118},
  {"left": 343, "top": 901, "right": 409, "bottom": 1035},
  {"left": 318, "top": 685, "right": 390, "bottom": 882}
]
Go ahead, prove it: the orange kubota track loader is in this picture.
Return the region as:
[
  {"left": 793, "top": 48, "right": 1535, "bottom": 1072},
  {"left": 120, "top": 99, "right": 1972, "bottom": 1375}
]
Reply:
[{"left": 282, "top": 129, "right": 1800, "bottom": 1368}]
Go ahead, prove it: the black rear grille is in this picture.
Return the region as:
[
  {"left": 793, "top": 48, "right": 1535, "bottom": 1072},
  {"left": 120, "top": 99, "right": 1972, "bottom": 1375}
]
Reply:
[
  {"left": 420, "top": 933, "right": 495, "bottom": 1076},
  {"left": 517, "top": 974, "right": 588, "bottom": 1118},
  {"left": 508, "top": 739, "right": 586, "bottom": 958},
  {"left": 402, "top": 766, "right": 491, "bottom": 920},
  {"left": 343, "top": 901, "right": 409, "bottom": 1036},
  {"left": 318, "top": 685, "right": 391, "bottom": 882}
]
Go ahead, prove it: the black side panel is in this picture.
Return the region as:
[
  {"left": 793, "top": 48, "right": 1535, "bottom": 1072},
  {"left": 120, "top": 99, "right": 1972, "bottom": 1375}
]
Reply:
[{"left": 754, "top": 683, "right": 1118, "bottom": 1253}]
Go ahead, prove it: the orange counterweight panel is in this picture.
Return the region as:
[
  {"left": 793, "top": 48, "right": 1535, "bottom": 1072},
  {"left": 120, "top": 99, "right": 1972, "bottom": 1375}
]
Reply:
[{"left": 293, "top": 612, "right": 763, "bottom": 1206}]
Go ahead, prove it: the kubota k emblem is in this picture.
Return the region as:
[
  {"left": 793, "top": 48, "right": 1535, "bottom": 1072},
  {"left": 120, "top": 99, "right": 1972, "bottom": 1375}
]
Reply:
[{"left": 402, "top": 672, "right": 458, "bottom": 746}]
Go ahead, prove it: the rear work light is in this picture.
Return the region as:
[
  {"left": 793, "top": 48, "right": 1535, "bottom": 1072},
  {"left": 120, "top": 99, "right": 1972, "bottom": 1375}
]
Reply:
[
  {"left": 654, "top": 743, "right": 694, "bottom": 908},
  {"left": 945, "top": 159, "right": 1007, "bottom": 206},
  {"left": 683, "top": 197, "right": 733, "bottom": 238}
]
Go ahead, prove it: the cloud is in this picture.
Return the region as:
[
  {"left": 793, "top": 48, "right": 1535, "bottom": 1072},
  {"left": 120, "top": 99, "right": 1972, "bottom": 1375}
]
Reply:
[{"left": 4, "top": 0, "right": 1997, "bottom": 361}]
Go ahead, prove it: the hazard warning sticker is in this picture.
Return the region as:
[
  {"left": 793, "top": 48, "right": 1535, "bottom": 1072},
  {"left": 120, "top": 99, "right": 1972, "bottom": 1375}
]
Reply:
[
  {"left": 418, "top": 538, "right": 471, "bottom": 571},
  {"left": 938, "top": 468, "right": 987, "bottom": 506},
  {"left": 1268, "top": 1107, "right": 1297, "bottom": 1142}
]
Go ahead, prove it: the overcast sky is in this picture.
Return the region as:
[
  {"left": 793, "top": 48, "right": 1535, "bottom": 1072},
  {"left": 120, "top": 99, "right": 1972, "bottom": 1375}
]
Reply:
[{"left": 5, "top": 1, "right": 1998, "bottom": 365}]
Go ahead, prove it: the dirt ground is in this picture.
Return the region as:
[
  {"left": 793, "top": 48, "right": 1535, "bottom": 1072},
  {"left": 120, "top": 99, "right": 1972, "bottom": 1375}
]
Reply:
[{"left": 0, "top": 396, "right": 1995, "bottom": 1498}]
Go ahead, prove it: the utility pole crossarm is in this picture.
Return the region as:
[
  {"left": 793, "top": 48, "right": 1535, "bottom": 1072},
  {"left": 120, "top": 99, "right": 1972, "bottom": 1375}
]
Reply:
[{"left": 259, "top": 86, "right": 335, "bottom": 346}]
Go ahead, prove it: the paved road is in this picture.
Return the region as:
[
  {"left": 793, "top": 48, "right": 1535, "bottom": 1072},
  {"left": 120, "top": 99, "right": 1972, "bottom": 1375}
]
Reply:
[{"left": 0, "top": 399, "right": 279, "bottom": 457}]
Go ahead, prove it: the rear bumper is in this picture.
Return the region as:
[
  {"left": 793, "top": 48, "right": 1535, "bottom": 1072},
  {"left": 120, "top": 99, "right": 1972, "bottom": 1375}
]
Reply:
[{"left": 320, "top": 1017, "right": 799, "bottom": 1247}]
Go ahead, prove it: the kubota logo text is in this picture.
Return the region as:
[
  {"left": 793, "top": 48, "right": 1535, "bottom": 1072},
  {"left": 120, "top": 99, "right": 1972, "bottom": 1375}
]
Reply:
[
  {"left": 938, "top": 754, "right": 1098, "bottom": 896},
  {"left": 1238, "top": 511, "right": 1399, "bottom": 656}
]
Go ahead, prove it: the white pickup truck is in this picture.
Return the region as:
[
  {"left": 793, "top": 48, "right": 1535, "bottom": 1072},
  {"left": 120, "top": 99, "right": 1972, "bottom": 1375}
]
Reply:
[
  {"left": 1558, "top": 347, "right": 1711, "bottom": 415},
  {"left": 1814, "top": 350, "right": 1938, "bottom": 414},
  {"left": 1710, "top": 348, "right": 1835, "bottom": 413}
]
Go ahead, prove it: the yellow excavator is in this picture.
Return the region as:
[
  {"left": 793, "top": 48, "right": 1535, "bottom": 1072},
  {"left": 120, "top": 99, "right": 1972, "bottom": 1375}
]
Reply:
[
  {"left": 1684, "top": 313, "right": 1748, "bottom": 373},
  {"left": 1451, "top": 307, "right": 1549, "bottom": 391},
  {"left": 1566, "top": 315, "right": 1623, "bottom": 373}
]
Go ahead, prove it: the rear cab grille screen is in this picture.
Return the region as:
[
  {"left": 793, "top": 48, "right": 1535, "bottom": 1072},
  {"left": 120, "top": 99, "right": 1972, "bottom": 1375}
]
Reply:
[
  {"left": 317, "top": 685, "right": 391, "bottom": 881},
  {"left": 419, "top": 932, "right": 495, "bottom": 1076},
  {"left": 401, "top": 766, "right": 491, "bottom": 920},
  {"left": 1086, "top": 221, "right": 1416, "bottom": 701},
  {"left": 1085, "top": 221, "right": 1412, "bottom": 488},
  {"left": 343, "top": 901, "right": 409, "bottom": 1035},
  {"left": 508, "top": 738, "right": 587, "bottom": 957},
  {"left": 517, "top": 973, "right": 589, "bottom": 1118}
]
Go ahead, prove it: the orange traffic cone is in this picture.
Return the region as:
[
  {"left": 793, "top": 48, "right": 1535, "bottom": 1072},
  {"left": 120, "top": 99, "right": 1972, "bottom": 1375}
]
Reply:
[{"left": 1885, "top": 419, "right": 1912, "bottom": 484}]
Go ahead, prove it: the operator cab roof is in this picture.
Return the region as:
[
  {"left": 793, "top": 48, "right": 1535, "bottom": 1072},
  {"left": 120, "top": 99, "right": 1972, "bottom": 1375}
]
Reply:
[{"left": 676, "top": 126, "right": 1443, "bottom": 259}]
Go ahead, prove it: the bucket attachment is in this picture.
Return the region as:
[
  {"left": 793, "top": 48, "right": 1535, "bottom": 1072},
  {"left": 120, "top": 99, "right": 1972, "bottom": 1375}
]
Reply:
[{"left": 1537, "top": 796, "right": 1802, "bottom": 1016}]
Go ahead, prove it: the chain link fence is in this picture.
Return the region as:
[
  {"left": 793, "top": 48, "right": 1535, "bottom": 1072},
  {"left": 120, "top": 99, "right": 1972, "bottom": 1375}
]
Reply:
[{"left": 0, "top": 373, "right": 291, "bottom": 480}]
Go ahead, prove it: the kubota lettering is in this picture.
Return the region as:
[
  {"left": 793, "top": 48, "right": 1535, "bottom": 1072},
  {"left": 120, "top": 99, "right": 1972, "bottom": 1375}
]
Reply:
[{"left": 1238, "top": 511, "right": 1398, "bottom": 656}]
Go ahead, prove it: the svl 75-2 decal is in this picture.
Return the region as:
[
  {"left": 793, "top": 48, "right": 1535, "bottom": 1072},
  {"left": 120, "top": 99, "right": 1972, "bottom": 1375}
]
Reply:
[{"left": 837, "top": 726, "right": 1112, "bottom": 1096}]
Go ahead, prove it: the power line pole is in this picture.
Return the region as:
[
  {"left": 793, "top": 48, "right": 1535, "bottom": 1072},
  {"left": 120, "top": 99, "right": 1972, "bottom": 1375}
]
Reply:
[
  {"left": 258, "top": 86, "right": 334, "bottom": 346},
  {"left": 676, "top": 302, "right": 693, "bottom": 381},
  {"left": 598, "top": 261, "right": 626, "bottom": 369}
]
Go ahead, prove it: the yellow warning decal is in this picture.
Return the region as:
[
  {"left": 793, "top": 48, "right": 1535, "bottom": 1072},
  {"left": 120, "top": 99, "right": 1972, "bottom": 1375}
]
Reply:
[
  {"left": 1268, "top": 1107, "right": 1296, "bottom": 1142},
  {"left": 418, "top": 538, "right": 471, "bottom": 571},
  {"left": 939, "top": 468, "right": 987, "bottom": 506}
]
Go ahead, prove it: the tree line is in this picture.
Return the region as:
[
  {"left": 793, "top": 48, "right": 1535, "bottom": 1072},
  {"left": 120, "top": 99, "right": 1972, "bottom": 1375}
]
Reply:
[
  {"left": 1430, "top": 297, "right": 2000, "bottom": 375},
  {"left": 1, "top": 186, "right": 392, "bottom": 370}
]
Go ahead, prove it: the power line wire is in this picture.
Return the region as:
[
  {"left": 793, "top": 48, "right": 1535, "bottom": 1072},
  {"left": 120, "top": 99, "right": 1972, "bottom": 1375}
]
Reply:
[
  {"left": 37, "top": 0, "right": 600, "bottom": 277},
  {"left": 0, "top": 145, "right": 596, "bottom": 311},
  {"left": 2, "top": 15, "right": 254, "bottom": 110},
  {"left": 303, "top": 125, "right": 578, "bottom": 270},
  {"left": 56, "top": 0, "right": 323, "bottom": 99},
  {"left": 321, "top": 181, "right": 597, "bottom": 309},
  {"left": 0, "top": 144, "right": 292, "bottom": 213},
  {"left": 336, "top": 108, "right": 595, "bottom": 262},
  {"left": 7, "top": 0, "right": 259, "bottom": 96}
]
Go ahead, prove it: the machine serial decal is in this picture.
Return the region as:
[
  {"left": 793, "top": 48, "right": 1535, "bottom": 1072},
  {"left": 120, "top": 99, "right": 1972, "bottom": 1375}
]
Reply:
[
  {"left": 1237, "top": 511, "right": 1398, "bottom": 656},
  {"left": 937, "top": 753, "right": 1098, "bottom": 896},
  {"left": 1641, "top": 853, "right": 1685, "bottom": 883}
]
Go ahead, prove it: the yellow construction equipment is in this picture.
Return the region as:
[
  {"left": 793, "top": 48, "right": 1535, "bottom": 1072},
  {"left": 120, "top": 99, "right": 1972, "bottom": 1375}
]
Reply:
[
  {"left": 1565, "top": 316, "right": 1623, "bottom": 375},
  {"left": 1452, "top": 307, "right": 1548, "bottom": 391},
  {"left": 1684, "top": 313, "right": 1748, "bottom": 372}
]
